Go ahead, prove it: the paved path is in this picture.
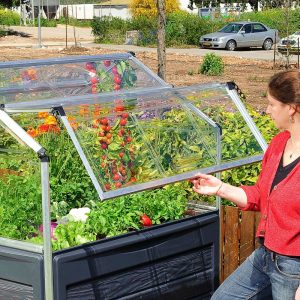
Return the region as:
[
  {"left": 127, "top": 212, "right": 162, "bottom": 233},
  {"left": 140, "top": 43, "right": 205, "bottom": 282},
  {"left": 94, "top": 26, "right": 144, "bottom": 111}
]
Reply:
[{"left": 1, "top": 25, "right": 297, "bottom": 62}]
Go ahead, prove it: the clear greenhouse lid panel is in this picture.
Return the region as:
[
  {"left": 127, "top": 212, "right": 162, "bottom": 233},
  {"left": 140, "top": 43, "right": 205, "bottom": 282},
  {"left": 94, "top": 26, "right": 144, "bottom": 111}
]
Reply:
[
  {"left": 60, "top": 90, "right": 219, "bottom": 195},
  {"left": 0, "top": 54, "right": 168, "bottom": 107},
  {"left": 176, "top": 83, "right": 267, "bottom": 162}
]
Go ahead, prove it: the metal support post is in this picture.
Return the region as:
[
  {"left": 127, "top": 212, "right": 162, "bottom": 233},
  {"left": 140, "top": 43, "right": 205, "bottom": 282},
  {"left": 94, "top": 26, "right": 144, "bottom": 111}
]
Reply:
[
  {"left": 40, "top": 156, "right": 54, "bottom": 300},
  {"left": 37, "top": 0, "right": 42, "bottom": 48}
]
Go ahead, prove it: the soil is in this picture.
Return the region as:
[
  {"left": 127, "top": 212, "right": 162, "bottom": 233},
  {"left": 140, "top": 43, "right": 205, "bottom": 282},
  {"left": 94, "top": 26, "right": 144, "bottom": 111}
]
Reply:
[{"left": 0, "top": 45, "right": 280, "bottom": 112}]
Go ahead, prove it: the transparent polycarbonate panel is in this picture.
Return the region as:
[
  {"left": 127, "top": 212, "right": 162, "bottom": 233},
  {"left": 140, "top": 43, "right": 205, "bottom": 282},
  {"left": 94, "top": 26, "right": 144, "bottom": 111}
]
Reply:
[
  {"left": 0, "top": 54, "right": 167, "bottom": 107},
  {"left": 176, "top": 84, "right": 265, "bottom": 162},
  {"left": 61, "top": 90, "right": 218, "bottom": 193},
  {"left": 0, "top": 116, "right": 42, "bottom": 243}
]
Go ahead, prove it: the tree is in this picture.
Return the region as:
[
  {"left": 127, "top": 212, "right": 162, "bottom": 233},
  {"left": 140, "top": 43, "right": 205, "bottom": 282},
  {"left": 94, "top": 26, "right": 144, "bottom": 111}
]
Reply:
[
  {"left": 0, "top": 0, "right": 19, "bottom": 7},
  {"left": 129, "top": 0, "right": 179, "bottom": 18},
  {"left": 157, "top": 0, "right": 166, "bottom": 80}
]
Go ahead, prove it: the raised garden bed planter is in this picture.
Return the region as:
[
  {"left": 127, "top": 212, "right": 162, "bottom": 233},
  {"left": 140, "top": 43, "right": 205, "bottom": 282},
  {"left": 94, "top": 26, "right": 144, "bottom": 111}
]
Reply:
[
  {"left": 0, "top": 54, "right": 267, "bottom": 300},
  {"left": 0, "top": 211, "right": 219, "bottom": 300}
]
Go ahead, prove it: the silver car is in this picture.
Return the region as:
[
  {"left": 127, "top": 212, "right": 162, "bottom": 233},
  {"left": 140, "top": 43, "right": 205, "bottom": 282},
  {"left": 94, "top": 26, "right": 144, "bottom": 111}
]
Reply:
[
  {"left": 199, "top": 21, "right": 278, "bottom": 51},
  {"left": 277, "top": 30, "right": 300, "bottom": 53}
]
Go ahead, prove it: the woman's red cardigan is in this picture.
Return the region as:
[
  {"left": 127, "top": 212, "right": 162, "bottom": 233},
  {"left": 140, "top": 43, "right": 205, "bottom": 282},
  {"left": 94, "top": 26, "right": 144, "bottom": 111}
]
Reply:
[{"left": 240, "top": 130, "right": 300, "bottom": 256}]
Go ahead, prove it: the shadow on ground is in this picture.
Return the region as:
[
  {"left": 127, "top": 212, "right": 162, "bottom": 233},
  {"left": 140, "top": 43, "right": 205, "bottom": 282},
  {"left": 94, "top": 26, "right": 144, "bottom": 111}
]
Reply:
[{"left": 0, "top": 28, "right": 32, "bottom": 38}]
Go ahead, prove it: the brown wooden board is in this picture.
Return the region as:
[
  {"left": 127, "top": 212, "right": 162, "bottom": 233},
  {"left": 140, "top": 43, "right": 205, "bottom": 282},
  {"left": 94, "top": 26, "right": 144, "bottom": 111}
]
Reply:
[
  {"left": 223, "top": 206, "right": 239, "bottom": 280},
  {"left": 219, "top": 205, "right": 225, "bottom": 282},
  {"left": 240, "top": 210, "right": 255, "bottom": 264}
]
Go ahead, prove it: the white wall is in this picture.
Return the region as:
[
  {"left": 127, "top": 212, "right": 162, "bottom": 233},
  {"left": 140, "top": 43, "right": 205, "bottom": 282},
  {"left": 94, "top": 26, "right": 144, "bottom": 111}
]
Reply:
[
  {"left": 56, "top": 4, "right": 94, "bottom": 19},
  {"left": 94, "top": 7, "right": 131, "bottom": 19},
  {"left": 56, "top": 5, "right": 130, "bottom": 20}
]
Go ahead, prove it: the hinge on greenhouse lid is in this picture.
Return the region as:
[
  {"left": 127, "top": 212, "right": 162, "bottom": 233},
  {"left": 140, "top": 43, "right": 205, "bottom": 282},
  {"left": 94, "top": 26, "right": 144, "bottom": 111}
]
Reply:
[
  {"left": 37, "top": 148, "right": 49, "bottom": 162},
  {"left": 51, "top": 106, "right": 65, "bottom": 117},
  {"left": 127, "top": 51, "right": 136, "bottom": 57},
  {"left": 227, "top": 81, "right": 246, "bottom": 103},
  {"left": 215, "top": 122, "right": 222, "bottom": 136},
  {"left": 0, "top": 104, "right": 5, "bottom": 110}
]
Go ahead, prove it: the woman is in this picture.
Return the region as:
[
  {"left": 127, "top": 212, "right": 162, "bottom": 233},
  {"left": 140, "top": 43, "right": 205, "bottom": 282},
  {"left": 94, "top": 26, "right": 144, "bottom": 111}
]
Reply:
[{"left": 191, "top": 70, "right": 300, "bottom": 300}]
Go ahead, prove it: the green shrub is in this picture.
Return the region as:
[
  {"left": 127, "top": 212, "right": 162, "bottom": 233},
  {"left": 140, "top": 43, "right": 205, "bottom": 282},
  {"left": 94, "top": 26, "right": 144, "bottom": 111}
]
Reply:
[
  {"left": 166, "top": 11, "right": 226, "bottom": 46},
  {"left": 199, "top": 53, "right": 224, "bottom": 76},
  {"left": 239, "top": 8, "right": 300, "bottom": 38},
  {"left": 0, "top": 8, "right": 20, "bottom": 25},
  {"left": 91, "top": 16, "right": 129, "bottom": 43},
  {"left": 129, "top": 16, "right": 157, "bottom": 46}
]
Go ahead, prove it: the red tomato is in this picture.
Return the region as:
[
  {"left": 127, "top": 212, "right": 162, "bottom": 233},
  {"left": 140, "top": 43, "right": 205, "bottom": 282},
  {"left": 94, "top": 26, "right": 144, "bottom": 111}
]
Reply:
[
  {"left": 113, "top": 174, "right": 121, "bottom": 181},
  {"left": 121, "top": 112, "right": 129, "bottom": 119},
  {"left": 104, "top": 183, "right": 111, "bottom": 190},
  {"left": 130, "top": 177, "right": 137, "bottom": 183},
  {"left": 91, "top": 77, "right": 98, "bottom": 84},
  {"left": 106, "top": 132, "right": 112, "bottom": 139},
  {"left": 103, "top": 60, "right": 111, "bottom": 67},
  {"left": 119, "top": 152, "right": 124, "bottom": 158},
  {"left": 101, "top": 143, "right": 108, "bottom": 149},
  {"left": 114, "top": 84, "right": 121, "bottom": 91},
  {"left": 86, "top": 62, "right": 94, "bottom": 70},
  {"left": 92, "top": 86, "right": 98, "bottom": 94},
  {"left": 126, "top": 136, "right": 132, "bottom": 143},
  {"left": 120, "top": 119, "right": 127, "bottom": 126},
  {"left": 115, "top": 182, "right": 122, "bottom": 188},
  {"left": 100, "top": 118, "right": 108, "bottom": 125},
  {"left": 114, "top": 75, "right": 122, "bottom": 84},
  {"left": 115, "top": 105, "right": 125, "bottom": 112},
  {"left": 140, "top": 214, "right": 152, "bottom": 227},
  {"left": 112, "top": 66, "right": 118, "bottom": 74}
]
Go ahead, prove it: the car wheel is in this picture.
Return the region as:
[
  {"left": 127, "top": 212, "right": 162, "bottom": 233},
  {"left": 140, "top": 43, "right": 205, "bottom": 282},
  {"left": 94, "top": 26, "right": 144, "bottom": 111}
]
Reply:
[
  {"left": 226, "top": 40, "right": 236, "bottom": 51},
  {"left": 263, "top": 38, "right": 273, "bottom": 50}
]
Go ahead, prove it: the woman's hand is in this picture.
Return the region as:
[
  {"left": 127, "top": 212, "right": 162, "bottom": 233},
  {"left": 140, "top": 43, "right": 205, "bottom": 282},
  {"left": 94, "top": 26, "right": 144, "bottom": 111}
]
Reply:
[
  {"left": 295, "top": 285, "right": 300, "bottom": 300},
  {"left": 190, "top": 173, "right": 223, "bottom": 196},
  {"left": 190, "top": 173, "right": 248, "bottom": 208}
]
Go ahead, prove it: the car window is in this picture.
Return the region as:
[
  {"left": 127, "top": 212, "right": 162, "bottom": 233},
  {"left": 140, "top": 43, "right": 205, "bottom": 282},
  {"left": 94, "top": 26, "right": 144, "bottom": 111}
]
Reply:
[
  {"left": 253, "top": 24, "right": 267, "bottom": 33},
  {"left": 294, "top": 31, "right": 300, "bottom": 35},
  {"left": 242, "top": 24, "right": 252, "bottom": 34},
  {"left": 219, "top": 23, "right": 243, "bottom": 33}
]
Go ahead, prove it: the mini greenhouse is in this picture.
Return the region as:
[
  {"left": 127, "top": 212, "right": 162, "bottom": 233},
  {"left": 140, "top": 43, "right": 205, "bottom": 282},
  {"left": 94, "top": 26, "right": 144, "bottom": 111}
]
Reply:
[{"left": 0, "top": 53, "right": 267, "bottom": 299}]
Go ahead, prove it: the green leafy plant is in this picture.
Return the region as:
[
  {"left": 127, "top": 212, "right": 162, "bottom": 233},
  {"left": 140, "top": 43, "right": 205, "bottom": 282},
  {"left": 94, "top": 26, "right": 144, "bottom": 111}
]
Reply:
[
  {"left": 199, "top": 53, "right": 224, "bottom": 76},
  {"left": 85, "top": 184, "right": 188, "bottom": 240}
]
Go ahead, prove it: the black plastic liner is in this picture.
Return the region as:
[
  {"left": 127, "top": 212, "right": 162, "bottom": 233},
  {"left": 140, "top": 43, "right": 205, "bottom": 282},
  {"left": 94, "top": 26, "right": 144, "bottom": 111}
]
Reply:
[
  {"left": 0, "top": 211, "right": 219, "bottom": 300},
  {"left": 53, "top": 211, "right": 219, "bottom": 300}
]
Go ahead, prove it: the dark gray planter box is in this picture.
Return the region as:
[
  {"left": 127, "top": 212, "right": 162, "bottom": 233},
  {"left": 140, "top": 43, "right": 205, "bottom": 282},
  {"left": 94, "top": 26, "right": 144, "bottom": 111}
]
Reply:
[{"left": 0, "top": 211, "right": 219, "bottom": 300}]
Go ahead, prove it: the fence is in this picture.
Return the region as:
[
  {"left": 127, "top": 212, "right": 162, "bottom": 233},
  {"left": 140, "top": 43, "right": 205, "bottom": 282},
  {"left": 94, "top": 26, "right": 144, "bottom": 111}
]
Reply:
[{"left": 220, "top": 205, "right": 260, "bottom": 282}]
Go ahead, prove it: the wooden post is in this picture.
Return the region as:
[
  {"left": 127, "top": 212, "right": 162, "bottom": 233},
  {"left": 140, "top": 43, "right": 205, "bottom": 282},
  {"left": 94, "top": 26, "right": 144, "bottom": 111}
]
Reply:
[{"left": 157, "top": 0, "right": 166, "bottom": 80}]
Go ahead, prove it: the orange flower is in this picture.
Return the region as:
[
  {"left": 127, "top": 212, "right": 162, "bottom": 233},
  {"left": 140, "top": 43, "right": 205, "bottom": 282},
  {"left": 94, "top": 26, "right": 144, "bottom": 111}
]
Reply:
[
  {"left": 38, "top": 112, "right": 49, "bottom": 119},
  {"left": 68, "top": 116, "right": 78, "bottom": 130},
  {"left": 48, "top": 125, "right": 61, "bottom": 134},
  {"left": 27, "top": 69, "right": 37, "bottom": 76},
  {"left": 79, "top": 106, "right": 89, "bottom": 116},
  {"left": 37, "top": 124, "right": 50, "bottom": 133},
  {"left": 27, "top": 127, "right": 38, "bottom": 138},
  {"left": 44, "top": 116, "right": 57, "bottom": 126}
]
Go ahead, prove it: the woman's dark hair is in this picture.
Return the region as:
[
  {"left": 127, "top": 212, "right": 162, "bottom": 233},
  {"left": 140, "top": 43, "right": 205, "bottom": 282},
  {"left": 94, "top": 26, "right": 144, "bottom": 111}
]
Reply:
[{"left": 268, "top": 70, "right": 300, "bottom": 105}]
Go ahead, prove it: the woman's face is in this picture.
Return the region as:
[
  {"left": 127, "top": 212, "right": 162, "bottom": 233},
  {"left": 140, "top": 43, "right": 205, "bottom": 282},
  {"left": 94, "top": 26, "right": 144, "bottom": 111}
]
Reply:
[{"left": 266, "top": 92, "right": 291, "bottom": 130}]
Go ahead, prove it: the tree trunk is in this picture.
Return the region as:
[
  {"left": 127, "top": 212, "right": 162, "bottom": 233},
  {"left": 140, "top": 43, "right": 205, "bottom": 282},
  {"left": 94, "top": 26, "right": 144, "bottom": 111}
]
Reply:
[{"left": 157, "top": 0, "right": 166, "bottom": 80}]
